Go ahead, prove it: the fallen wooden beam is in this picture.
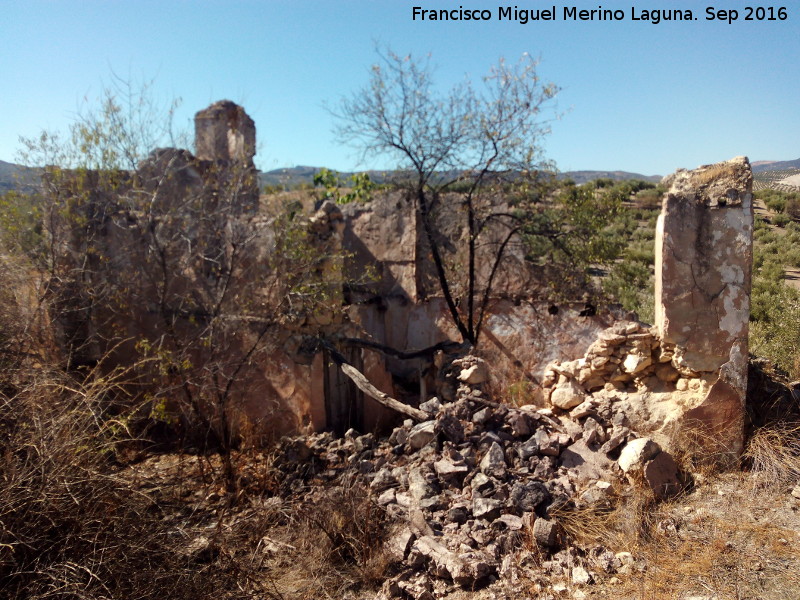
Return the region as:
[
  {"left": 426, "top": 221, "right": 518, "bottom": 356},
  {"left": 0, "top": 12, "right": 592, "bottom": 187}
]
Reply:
[
  {"left": 322, "top": 339, "right": 429, "bottom": 422},
  {"left": 339, "top": 363, "right": 428, "bottom": 421}
]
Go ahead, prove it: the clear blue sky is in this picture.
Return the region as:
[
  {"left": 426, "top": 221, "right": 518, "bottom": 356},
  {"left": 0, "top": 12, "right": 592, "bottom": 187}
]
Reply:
[{"left": 2, "top": 0, "right": 799, "bottom": 176}]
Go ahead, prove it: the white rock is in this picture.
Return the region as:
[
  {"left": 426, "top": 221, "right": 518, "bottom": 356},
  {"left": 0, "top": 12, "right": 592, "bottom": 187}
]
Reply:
[
  {"left": 458, "top": 362, "right": 489, "bottom": 385},
  {"left": 377, "top": 489, "right": 396, "bottom": 505},
  {"left": 618, "top": 437, "right": 661, "bottom": 473},
  {"left": 408, "top": 420, "right": 437, "bottom": 450},
  {"left": 571, "top": 565, "right": 593, "bottom": 585},
  {"left": 622, "top": 352, "right": 652, "bottom": 374},
  {"left": 550, "top": 378, "right": 586, "bottom": 410}
]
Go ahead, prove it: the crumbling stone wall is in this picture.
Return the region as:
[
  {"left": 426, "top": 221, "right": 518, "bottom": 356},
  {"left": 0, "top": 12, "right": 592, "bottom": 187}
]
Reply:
[
  {"left": 340, "top": 191, "right": 629, "bottom": 400},
  {"left": 655, "top": 156, "right": 753, "bottom": 459},
  {"left": 542, "top": 157, "right": 753, "bottom": 463},
  {"left": 43, "top": 98, "right": 756, "bottom": 457},
  {"left": 194, "top": 100, "right": 256, "bottom": 164}
]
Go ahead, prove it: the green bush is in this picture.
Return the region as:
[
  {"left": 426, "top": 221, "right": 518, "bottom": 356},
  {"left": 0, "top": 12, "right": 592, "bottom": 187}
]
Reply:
[
  {"left": 603, "top": 258, "right": 654, "bottom": 323},
  {"left": 625, "top": 240, "right": 655, "bottom": 265},
  {"left": 772, "top": 213, "right": 790, "bottom": 228},
  {"left": 635, "top": 188, "right": 663, "bottom": 210},
  {"left": 765, "top": 196, "right": 787, "bottom": 213},
  {"left": 786, "top": 194, "right": 800, "bottom": 219},
  {"left": 751, "top": 283, "right": 800, "bottom": 379},
  {"left": 754, "top": 215, "right": 770, "bottom": 232}
]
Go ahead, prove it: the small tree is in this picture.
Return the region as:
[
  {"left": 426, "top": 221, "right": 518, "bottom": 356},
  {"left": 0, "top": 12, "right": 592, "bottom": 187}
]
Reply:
[
  {"left": 335, "top": 50, "right": 621, "bottom": 346},
  {"left": 12, "top": 82, "right": 347, "bottom": 490}
]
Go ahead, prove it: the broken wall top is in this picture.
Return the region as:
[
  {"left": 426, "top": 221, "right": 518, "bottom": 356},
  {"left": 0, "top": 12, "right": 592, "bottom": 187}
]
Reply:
[{"left": 194, "top": 100, "right": 256, "bottom": 163}]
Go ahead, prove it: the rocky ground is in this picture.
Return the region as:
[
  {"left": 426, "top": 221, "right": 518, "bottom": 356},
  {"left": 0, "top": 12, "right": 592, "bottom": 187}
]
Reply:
[{"left": 119, "top": 325, "right": 800, "bottom": 600}]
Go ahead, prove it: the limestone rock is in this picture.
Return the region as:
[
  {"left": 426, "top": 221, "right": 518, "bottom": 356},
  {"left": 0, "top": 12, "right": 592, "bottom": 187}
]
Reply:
[
  {"left": 533, "top": 428, "right": 561, "bottom": 457},
  {"left": 572, "top": 565, "right": 593, "bottom": 585},
  {"left": 480, "top": 442, "right": 507, "bottom": 479},
  {"left": 408, "top": 420, "right": 437, "bottom": 450},
  {"left": 550, "top": 378, "right": 586, "bottom": 410},
  {"left": 419, "top": 397, "right": 442, "bottom": 414},
  {"left": 618, "top": 438, "right": 661, "bottom": 473},
  {"left": 434, "top": 457, "right": 468, "bottom": 485},
  {"left": 622, "top": 352, "right": 652, "bottom": 375},
  {"left": 507, "top": 411, "right": 532, "bottom": 437},
  {"left": 496, "top": 514, "right": 524, "bottom": 530},
  {"left": 473, "top": 497, "right": 504, "bottom": 521},
  {"left": 408, "top": 468, "right": 438, "bottom": 501},
  {"left": 385, "top": 526, "right": 416, "bottom": 563},
  {"left": 458, "top": 362, "right": 489, "bottom": 385},
  {"left": 413, "top": 536, "right": 494, "bottom": 587},
  {"left": 532, "top": 518, "right": 559, "bottom": 548}
]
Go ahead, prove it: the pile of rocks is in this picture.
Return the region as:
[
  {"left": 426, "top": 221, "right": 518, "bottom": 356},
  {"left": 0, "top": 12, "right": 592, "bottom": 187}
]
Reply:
[
  {"left": 542, "top": 320, "right": 693, "bottom": 404},
  {"left": 275, "top": 325, "right": 686, "bottom": 596},
  {"left": 541, "top": 319, "right": 730, "bottom": 466}
]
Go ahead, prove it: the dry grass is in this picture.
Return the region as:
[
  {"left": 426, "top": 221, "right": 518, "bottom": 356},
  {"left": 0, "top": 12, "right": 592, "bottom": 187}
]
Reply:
[
  {"left": 259, "top": 479, "right": 390, "bottom": 599},
  {"left": 743, "top": 422, "right": 800, "bottom": 491},
  {"left": 693, "top": 161, "right": 741, "bottom": 186},
  {"left": 547, "top": 421, "right": 800, "bottom": 600},
  {"left": 0, "top": 365, "right": 391, "bottom": 600},
  {"left": 0, "top": 368, "right": 241, "bottom": 599}
]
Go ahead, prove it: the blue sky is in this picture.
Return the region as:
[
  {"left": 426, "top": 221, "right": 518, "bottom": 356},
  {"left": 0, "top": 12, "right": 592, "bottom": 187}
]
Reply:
[{"left": 2, "top": 0, "right": 798, "bottom": 176}]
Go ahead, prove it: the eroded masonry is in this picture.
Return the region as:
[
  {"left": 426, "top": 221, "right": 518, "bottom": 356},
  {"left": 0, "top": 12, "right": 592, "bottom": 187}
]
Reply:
[
  {"left": 540, "top": 157, "right": 753, "bottom": 462},
  {"left": 45, "top": 102, "right": 753, "bottom": 465}
]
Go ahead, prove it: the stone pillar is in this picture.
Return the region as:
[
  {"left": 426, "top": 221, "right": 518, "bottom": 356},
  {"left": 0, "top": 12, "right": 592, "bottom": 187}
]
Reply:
[
  {"left": 654, "top": 156, "right": 753, "bottom": 461},
  {"left": 194, "top": 100, "right": 259, "bottom": 214},
  {"left": 194, "top": 100, "right": 256, "bottom": 163}
]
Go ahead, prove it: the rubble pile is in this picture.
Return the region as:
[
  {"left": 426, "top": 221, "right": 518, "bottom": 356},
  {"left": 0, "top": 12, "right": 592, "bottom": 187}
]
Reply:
[
  {"left": 541, "top": 319, "right": 737, "bottom": 466},
  {"left": 274, "top": 322, "right": 687, "bottom": 597},
  {"left": 543, "top": 320, "right": 680, "bottom": 401}
]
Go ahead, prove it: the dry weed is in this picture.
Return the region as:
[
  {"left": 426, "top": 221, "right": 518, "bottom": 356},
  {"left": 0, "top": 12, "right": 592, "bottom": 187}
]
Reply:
[
  {"left": 743, "top": 422, "right": 800, "bottom": 491},
  {"left": 0, "top": 366, "right": 264, "bottom": 599}
]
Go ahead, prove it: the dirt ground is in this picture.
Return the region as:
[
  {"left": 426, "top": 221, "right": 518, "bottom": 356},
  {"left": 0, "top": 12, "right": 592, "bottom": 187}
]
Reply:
[{"left": 117, "top": 438, "right": 800, "bottom": 600}]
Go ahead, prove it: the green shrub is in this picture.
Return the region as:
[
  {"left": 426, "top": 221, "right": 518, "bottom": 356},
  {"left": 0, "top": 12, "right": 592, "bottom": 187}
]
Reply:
[
  {"left": 786, "top": 195, "right": 800, "bottom": 219},
  {"left": 625, "top": 240, "right": 655, "bottom": 265},
  {"left": 603, "top": 258, "right": 654, "bottom": 323},
  {"left": 765, "top": 196, "right": 787, "bottom": 213},
  {"left": 635, "top": 188, "right": 663, "bottom": 210},
  {"left": 772, "top": 213, "right": 790, "bottom": 228},
  {"left": 751, "top": 284, "right": 800, "bottom": 379}
]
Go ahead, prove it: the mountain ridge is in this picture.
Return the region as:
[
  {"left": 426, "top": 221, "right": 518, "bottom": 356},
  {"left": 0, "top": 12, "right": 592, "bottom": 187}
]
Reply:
[{"left": 3, "top": 158, "right": 798, "bottom": 192}]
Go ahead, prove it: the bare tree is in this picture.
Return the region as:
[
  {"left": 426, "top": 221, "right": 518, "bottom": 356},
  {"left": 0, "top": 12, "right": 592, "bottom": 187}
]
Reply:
[{"left": 335, "top": 50, "right": 564, "bottom": 345}]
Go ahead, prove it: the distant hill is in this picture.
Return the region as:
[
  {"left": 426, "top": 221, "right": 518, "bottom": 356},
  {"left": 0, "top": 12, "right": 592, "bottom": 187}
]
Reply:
[
  {"left": 558, "top": 170, "right": 661, "bottom": 185},
  {"left": 751, "top": 158, "right": 800, "bottom": 173},
  {"left": 0, "top": 160, "right": 41, "bottom": 193},
  {"left": 258, "top": 166, "right": 662, "bottom": 190},
  {"left": 10, "top": 158, "right": 798, "bottom": 194}
]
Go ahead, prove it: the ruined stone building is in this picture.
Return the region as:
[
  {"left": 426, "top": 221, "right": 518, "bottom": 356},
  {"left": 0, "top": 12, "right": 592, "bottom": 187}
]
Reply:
[{"left": 43, "top": 102, "right": 753, "bottom": 462}]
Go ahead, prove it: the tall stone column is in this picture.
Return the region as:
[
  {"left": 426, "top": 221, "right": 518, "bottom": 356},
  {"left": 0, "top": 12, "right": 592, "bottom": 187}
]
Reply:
[
  {"left": 654, "top": 156, "right": 753, "bottom": 461},
  {"left": 194, "top": 100, "right": 256, "bottom": 163},
  {"left": 193, "top": 100, "right": 259, "bottom": 214}
]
